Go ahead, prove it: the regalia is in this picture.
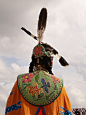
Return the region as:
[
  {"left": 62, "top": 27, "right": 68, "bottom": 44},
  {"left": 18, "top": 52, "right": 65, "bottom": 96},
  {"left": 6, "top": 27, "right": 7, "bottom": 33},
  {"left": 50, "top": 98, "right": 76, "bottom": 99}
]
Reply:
[{"left": 5, "top": 8, "right": 72, "bottom": 115}]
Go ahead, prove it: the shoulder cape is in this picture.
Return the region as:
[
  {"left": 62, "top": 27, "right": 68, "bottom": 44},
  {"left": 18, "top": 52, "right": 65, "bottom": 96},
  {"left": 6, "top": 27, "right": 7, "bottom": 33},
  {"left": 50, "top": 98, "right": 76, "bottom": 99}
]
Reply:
[{"left": 17, "top": 70, "right": 63, "bottom": 106}]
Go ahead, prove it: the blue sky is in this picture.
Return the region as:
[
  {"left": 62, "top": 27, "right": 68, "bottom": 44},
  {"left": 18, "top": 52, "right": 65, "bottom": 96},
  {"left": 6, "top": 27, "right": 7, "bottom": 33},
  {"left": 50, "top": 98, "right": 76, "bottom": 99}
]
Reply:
[{"left": 0, "top": 0, "right": 86, "bottom": 115}]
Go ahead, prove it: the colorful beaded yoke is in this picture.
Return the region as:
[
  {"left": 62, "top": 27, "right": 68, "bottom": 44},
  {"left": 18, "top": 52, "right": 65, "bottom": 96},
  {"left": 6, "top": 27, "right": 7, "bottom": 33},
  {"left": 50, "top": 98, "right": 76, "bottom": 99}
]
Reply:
[{"left": 17, "top": 70, "right": 63, "bottom": 106}]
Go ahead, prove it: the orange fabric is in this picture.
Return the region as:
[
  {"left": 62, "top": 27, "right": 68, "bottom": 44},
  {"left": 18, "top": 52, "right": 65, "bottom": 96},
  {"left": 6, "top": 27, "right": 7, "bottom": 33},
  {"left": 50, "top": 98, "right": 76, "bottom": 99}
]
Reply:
[{"left": 6, "top": 81, "right": 72, "bottom": 115}]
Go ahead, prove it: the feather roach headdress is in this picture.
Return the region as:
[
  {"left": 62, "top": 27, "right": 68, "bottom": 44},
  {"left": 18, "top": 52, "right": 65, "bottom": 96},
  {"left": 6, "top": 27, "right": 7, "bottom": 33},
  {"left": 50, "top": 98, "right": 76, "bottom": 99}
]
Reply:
[{"left": 21, "top": 8, "right": 69, "bottom": 67}]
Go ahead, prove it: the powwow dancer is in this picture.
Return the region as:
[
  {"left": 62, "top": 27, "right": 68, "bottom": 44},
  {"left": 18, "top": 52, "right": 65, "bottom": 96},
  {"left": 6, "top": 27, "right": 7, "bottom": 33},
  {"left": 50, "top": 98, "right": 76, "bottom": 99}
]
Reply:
[{"left": 5, "top": 8, "right": 72, "bottom": 115}]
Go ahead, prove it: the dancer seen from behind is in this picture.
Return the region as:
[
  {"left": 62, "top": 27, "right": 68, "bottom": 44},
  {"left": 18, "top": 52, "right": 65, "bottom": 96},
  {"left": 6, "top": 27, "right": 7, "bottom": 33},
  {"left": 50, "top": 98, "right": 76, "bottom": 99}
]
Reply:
[{"left": 5, "top": 8, "right": 72, "bottom": 115}]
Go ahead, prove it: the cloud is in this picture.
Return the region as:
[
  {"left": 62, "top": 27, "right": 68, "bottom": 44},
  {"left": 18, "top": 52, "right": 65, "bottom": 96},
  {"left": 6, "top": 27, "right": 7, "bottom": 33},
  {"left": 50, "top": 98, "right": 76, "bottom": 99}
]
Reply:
[
  {"left": 0, "top": 59, "right": 29, "bottom": 115},
  {"left": 0, "top": 104, "right": 5, "bottom": 115},
  {"left": 53, "top": 59, "right": 86, "bottom": 108},
  {"left": 0, "top": 81, "right": 14, "bottom": 115},
  {"left": 75, "top": 66, "right": 86, "bottom": 82},
  {"left": 0, "top": 35, "right": 35, "bottom": 60},
  {"left": 0, "top": 82, "right": 15, "bottom": 115},
  {"left": 63, "top": 68, "right": 86, "bottom": 108},
  {"left": 0, "top": 59, "right": 28, "bottom": 82},
  {"left": 70, "top": 87, "right": 86, "bottom": 107},
  {"left": 0, "top": 94, "right": 7, "bottom": 102}
]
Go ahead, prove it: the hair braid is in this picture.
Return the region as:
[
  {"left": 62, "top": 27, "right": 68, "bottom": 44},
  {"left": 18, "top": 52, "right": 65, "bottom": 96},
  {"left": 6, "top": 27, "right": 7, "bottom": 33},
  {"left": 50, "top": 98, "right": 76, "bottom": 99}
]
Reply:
[
  {"left": 29, "top": 55, "right": 53, "bottom": 75},
  {"left": 29, "top": 55, "right": 35, "bottom": 73}
]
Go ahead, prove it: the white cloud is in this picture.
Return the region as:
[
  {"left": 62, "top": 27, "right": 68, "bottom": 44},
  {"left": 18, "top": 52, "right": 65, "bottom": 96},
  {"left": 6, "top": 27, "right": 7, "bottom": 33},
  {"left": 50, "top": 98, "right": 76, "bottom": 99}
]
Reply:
[
  {"left": 53, "top": 61, "right": 86, "bottom": 108},
  {"left": 0, "top": 59, "right": 29, "bottom": 115},
  {"left": 0, "top": 36, "right": 35, "bottom": 60},
  {"left": 0, "top": 104, "right": 5, "bottom": 115},
  {"left": 0, "top": 81, "right": 12, "bottom": 115},
  {"left": 0, "top": 59, "right": 28, "bottom": 82},
  {"left": 0, "top": 81, "right": 15, "bottom": 115},
  {"left": 70, "top": 87, "right": 86, "bottom": 107},
  {"left": 63, "top": 68, "right": 86, "bottom": 108},
  {"left": 0, "top": 94, "right": 7, "bottom": 102}
]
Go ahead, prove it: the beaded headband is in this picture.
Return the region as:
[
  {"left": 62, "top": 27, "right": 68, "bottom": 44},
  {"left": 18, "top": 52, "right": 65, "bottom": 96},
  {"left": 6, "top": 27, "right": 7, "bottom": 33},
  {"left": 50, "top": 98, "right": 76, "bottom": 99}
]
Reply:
[{"left": 33, "top": 44, "right": 53, "bottom": 58}]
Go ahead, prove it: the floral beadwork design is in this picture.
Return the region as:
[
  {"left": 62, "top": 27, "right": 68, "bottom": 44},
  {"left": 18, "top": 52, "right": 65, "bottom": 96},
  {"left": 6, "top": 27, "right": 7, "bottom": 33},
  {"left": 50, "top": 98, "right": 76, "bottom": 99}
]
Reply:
[
  {"left": 51, "top": 75, "right": 61, "bottom": 83},
  {"left": 26, "top": 83, "right": 43, "bottom": 96},
  {"left": 17, "top": 70, "right": 63, "bottom": 106},
  {"left": 41, "top": 78, "right": 50, "bottom": 93},
  {"left": 33, "top": 44, "right": 45, "bottom": 58},
  {"left": 22, "top": 73, "right": 34, "bottom": 83}
]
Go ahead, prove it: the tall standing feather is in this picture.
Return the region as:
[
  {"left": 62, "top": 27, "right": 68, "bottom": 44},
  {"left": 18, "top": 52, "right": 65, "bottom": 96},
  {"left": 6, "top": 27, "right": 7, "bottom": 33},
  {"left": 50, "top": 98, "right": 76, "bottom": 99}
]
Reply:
[{"left": 37, "top": 8, "right": 47, "bottom": 43}]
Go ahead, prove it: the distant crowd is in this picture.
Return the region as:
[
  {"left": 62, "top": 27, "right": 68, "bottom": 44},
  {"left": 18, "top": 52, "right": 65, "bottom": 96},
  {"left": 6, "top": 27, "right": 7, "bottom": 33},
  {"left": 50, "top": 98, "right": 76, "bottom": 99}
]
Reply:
[{"left": 72, "top": 108, "right": 86, "bottom": 115}]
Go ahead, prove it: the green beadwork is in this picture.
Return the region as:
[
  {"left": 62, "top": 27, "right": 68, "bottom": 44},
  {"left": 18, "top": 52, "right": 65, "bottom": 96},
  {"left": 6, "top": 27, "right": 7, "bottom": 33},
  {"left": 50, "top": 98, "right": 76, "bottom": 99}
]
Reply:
[{"left": 17, "top": 70, "right": 63, "bottom": 106}]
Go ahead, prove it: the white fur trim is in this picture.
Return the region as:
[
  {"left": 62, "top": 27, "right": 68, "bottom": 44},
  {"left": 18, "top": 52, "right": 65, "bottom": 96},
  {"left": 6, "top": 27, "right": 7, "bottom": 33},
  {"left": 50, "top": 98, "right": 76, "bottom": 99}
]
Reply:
[
  {"left": 31, "top": 34, "right": 35, "bottom": 38},
  {"left": 56, "top": 53, "right": 61, "bottom": 60}
]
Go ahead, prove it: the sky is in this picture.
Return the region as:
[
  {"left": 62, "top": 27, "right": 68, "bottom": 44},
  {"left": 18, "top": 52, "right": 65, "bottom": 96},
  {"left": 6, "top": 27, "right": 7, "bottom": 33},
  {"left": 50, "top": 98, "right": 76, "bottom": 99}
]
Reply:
[{"left": 0, "top": 0, "right": 86, "bottom": 114}]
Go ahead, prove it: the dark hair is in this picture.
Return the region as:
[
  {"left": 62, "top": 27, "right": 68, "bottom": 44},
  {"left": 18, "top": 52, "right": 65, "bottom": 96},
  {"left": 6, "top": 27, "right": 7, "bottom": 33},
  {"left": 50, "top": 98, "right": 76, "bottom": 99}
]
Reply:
[
  {"left": 29, "top": 55, "right": 53, "bottom": 75},
  {"left": 29, "top": 43, "right": 54, "bottom": 75}
]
